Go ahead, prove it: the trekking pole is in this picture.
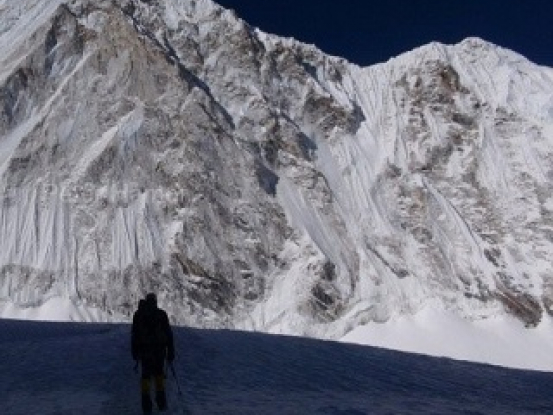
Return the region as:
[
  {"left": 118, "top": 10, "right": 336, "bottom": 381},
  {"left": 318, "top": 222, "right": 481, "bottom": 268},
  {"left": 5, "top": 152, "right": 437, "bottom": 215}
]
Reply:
[{"left": 169, "top": 362, "right": 184, "bottom": 396}]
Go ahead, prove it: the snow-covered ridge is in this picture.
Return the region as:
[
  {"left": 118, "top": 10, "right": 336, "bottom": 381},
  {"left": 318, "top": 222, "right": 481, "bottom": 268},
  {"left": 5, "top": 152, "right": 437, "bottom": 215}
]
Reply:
[{"left": 0, "top": 0, "right": 552, "bottom": 369}]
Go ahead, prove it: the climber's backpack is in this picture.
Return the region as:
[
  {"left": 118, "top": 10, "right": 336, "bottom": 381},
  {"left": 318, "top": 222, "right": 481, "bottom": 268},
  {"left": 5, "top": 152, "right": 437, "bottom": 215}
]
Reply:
[{"left": 137, "top": 307, "right": 168, "bottom": 350}]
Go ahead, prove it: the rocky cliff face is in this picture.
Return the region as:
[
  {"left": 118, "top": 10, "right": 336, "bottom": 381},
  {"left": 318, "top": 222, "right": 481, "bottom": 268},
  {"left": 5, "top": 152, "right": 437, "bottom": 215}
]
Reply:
[{"left": 1, "top": 0, "right": 552, "bottom": 337}]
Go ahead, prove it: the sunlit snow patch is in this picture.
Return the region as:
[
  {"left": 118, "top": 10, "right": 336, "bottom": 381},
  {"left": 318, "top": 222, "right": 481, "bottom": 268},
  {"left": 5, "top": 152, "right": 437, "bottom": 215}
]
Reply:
[
  {"left": 341, "top": 305, "right": 553, "bottom": 372},
  {"left": 0, "top": 296, "right": 123, "bottom": 322}
]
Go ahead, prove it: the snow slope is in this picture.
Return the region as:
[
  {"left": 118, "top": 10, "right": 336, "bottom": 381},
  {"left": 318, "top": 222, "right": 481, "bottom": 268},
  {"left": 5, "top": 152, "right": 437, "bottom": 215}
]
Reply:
[
  {"left": 2, "top": 318, "right": 552, "bottom": 415},
  {"left": 342, "top": 304, "right": 553, "bottom": 372},
  {"left": 0, "top": 296, "right": 121, "bottom": 322}
]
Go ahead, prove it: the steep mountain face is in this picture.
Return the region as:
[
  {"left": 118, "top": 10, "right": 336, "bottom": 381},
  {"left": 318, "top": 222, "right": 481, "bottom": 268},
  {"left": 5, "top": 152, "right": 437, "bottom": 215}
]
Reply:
[{"left": 1, "top": 0, "right": 553, "bottom": 337}]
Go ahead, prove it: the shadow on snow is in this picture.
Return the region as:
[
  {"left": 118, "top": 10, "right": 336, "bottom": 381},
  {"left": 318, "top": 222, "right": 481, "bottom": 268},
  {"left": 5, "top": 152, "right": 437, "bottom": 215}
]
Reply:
[{"left": 1, "top": 319, "right": 552, "bottom": 414}]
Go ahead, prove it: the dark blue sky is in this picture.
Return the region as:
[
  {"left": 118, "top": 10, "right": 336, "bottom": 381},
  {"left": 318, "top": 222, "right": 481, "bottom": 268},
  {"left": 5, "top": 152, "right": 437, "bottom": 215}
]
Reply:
[{"left": 215, "top": 0, "right": 553, "bottom": 67}]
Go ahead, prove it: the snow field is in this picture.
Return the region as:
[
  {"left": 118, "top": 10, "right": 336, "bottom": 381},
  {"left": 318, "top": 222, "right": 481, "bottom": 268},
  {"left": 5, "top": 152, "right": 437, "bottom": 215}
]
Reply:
[{"left": 2, "top": 319, "right": 553, "bottom": 414}]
